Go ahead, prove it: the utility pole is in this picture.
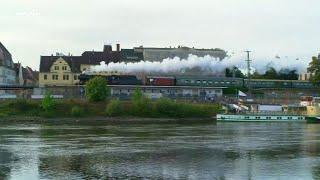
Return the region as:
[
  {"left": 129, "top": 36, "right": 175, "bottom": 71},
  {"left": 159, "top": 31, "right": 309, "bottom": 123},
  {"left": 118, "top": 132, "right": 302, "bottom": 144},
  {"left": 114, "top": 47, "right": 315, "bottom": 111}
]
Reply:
[{"left": 245, "top": 50, "right": 252, "bottom": 91}]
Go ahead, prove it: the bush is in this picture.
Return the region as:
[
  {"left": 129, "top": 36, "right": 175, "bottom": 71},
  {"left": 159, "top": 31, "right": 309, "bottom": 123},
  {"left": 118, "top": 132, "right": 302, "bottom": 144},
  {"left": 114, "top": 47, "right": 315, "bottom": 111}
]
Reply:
[
  {"left": 41, "top": 92, "right": 56, "bottom": 112},
  {"left": 71, "top": 106, "right": 84, "bottom": 117},
  {"left": 85, "top": 76, "right": 110, "bottom": 102},
  {"left": 131, "top": 88, "right": 153, "bottom": 116},
  {"left": 106, "top": 99, "right": 123, "bottom": 116}
]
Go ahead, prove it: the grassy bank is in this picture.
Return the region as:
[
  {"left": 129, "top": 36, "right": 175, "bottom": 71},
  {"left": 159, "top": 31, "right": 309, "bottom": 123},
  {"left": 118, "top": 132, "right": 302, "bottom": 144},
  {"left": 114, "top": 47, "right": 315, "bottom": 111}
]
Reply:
[{"left": 0, "top": 98, "right": 221, "bottom": 119}]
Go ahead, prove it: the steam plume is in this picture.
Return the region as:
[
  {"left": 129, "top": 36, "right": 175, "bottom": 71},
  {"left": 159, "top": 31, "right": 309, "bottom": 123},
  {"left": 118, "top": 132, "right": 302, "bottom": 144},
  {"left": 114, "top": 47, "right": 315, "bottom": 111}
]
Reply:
[{"left": 88, "top": 53, "right": 308, "bottom": 75}]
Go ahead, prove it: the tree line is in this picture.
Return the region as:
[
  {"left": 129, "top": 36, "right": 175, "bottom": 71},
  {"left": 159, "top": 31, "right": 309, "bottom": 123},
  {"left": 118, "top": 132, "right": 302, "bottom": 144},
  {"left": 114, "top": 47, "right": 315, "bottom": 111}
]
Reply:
[{"left": 225, "top": 66, "right": 299, "bottom": 80}]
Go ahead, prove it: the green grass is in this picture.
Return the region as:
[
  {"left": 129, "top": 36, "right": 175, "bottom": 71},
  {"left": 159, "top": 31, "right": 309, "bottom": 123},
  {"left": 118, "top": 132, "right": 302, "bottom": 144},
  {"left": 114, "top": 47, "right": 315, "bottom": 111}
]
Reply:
[{"left": 0, "top": 98, "right": 221, "bottom": 119}]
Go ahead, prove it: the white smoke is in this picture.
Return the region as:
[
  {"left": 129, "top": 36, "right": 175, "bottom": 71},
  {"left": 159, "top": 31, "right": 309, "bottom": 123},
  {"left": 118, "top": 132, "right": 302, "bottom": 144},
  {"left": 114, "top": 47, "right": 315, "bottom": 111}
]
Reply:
[
  {"left": 90, "top": 54, "right": 239, "bottom": 75},
  {"left": 89, "top": 53, "right": 309, "bottom": 75}
]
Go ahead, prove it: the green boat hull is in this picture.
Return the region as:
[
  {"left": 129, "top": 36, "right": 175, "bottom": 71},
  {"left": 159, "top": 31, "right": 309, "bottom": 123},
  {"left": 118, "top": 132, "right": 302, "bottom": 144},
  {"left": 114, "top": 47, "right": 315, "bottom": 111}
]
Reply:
[{"left": 305, "top": 116, "right": 320, "bottom": 123}]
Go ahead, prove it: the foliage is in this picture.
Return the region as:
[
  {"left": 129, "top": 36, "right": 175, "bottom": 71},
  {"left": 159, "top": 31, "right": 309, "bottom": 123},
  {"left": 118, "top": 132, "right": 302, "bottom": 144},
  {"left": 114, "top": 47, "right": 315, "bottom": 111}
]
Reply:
[
  {"left": 308, "top": 56, "right": 320, "bottom": 85},
  {"left": 0, "top": 97, "right": 222, "bottom": 119},
  {"left": 71, "top": 106, "right": 84, "bottom": 117},
  {"left": 131, "top": 88, "right": 153, "bottom": 116},
  {"left": 85, "top": 76, "right": 110, "bottom": 102},
  {"left": 40, "top": 92, "right": 56, "bottom": 112},
  {"left": 106, "top": 99, "right": 123, "bottom": 116},
  {"left": 225, "top": 66, "right": 245, "bottom": 78},
  {"left": 155, "top": 98, "right": 221, "bottom": 118},
  {"left": 251, "top": 67, "right": 298, "bottom": 80}
]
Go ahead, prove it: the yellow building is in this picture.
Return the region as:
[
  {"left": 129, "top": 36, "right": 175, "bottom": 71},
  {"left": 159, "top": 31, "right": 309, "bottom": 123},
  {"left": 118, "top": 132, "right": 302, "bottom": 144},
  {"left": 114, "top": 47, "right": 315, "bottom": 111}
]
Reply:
[{"left": 39, "top": 45, "right": 122, "bottom": 86}]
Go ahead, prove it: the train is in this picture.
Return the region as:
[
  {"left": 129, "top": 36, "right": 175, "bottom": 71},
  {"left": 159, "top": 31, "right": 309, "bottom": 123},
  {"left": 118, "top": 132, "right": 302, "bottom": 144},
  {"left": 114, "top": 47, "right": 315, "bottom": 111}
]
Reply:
[{"left": 78, "top": 74, "right": 317, "bottom": 89}]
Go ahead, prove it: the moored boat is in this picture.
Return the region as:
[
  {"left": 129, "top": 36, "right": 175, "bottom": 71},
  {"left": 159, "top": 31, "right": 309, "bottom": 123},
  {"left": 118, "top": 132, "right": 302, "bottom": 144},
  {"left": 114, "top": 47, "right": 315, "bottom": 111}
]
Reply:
[{"left": 217, "top": 114, "right": 305, "bottom": 122}]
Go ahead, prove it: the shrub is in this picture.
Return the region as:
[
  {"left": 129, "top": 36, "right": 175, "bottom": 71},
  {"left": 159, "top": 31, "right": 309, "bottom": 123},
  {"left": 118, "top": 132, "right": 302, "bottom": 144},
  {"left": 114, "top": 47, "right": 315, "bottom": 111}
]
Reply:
[
  {"left": 41, "top": 92, "right": 56, "bottom": 112},
  {"left": 155, "top": 98, "right": 178, "bottom": 117},
  {"left": 131, "top": 88, "right": 153, "bottom": 116},
  {"left": 85, "top": 76, "right": 110, "bottom": 102},
  {"left": 106, "top": 99, "right": 123, "bottom": 116},
  {"left": 71, "top": 106, "right": 84, "bottom": 117}
]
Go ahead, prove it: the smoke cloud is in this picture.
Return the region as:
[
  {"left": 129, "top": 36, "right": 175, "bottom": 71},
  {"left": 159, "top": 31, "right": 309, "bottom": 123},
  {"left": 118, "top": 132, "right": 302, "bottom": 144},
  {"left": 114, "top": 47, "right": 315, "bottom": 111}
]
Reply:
[{"left": 88, "top": 53, "right": 309, "bottom": 75}]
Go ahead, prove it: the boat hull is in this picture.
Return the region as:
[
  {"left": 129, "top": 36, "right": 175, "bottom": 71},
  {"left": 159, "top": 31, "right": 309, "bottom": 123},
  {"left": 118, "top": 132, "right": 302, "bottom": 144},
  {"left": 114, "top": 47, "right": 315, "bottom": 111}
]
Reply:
[
  {"left": 217, "top": 114, "right": 305, "bottom": 122},
  {"left": 305, "top": 116, "right": 320, "bottom": 123}
]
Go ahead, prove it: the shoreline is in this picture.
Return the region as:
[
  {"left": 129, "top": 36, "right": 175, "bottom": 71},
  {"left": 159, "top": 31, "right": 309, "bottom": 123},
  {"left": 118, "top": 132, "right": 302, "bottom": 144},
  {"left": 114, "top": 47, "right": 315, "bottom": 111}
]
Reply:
[{"left": 0, "top": 116, "right": 216, "bottom": 125}]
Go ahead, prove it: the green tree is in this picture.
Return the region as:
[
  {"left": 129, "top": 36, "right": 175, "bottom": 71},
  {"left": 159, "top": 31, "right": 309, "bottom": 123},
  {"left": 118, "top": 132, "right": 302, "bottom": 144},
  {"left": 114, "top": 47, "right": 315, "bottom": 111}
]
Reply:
[
  {"left": 308, "top": 56, "right": 320, "bottom": 85},
  {"left": 264, "top": 67, "right": 278, "bottom": 79},
  {"left": 85, "top": 76, "right": 110, "bottom": 102},
  {"left": 225, "top": 66, "right": 245, "bottom": 78},
  {"left": 41, "top": 92, "right": 56, "bottom": 112}
]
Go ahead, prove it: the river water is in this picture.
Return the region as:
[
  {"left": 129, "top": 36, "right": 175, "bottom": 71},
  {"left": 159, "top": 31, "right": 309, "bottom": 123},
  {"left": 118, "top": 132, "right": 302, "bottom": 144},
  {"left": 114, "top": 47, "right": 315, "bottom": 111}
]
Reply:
[{"left": 0, "top": 121, "right": 320, "bottom": 179}]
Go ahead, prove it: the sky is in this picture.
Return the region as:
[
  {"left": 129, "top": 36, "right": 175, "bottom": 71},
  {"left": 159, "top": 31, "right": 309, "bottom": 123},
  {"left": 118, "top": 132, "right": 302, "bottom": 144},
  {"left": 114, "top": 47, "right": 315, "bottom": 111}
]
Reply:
[{"left": 1, "top": 0, "right": 320, "bottom": 71}]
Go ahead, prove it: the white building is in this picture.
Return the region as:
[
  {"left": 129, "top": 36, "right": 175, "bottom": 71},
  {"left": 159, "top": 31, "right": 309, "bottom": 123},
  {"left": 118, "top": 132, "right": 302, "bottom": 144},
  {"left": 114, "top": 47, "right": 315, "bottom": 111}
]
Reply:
[{"left": 0, "top": 42, "right": 17, "bottom": 85}]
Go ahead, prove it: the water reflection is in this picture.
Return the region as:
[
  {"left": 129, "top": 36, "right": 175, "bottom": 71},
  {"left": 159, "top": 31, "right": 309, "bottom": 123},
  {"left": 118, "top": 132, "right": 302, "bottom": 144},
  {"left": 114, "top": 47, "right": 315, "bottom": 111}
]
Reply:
[{"left": 0, "top": 122, "right": 320, "bottom": 179}]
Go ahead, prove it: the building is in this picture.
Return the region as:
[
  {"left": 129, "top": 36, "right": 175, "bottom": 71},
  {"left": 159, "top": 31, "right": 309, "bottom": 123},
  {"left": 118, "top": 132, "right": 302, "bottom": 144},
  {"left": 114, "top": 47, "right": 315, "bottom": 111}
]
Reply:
[
  {"left": 39, "top": 45, "right": 121, "bottom": 86},
  {"left": 0, "top": 42, "right": 17, "bottom": 85},
  {"left": 15, "top": 63, "right": 39, "bottom": 86},
  {"left": 133, "top": 46, "right": 227, "bottom": 61}
]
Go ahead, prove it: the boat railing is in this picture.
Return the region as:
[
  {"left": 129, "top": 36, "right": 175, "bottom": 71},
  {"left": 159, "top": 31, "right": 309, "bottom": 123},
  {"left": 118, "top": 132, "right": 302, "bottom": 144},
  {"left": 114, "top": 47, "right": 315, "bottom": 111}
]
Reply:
[{"left": 228, "top": 111, "right": 306, "bottom": 116}]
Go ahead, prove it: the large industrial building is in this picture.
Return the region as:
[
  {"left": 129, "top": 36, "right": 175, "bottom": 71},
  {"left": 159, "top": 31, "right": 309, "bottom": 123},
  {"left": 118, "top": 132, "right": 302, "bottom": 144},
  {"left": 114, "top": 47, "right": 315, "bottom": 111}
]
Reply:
[{"left": 133, "top": 46, "right": 227, "bottom": 61}]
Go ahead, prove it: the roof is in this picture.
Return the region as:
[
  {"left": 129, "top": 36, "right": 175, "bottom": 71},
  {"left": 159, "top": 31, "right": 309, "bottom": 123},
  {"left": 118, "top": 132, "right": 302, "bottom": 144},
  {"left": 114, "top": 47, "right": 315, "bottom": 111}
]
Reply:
[
  {"left": 40, "top": 56, "right": 82, "bottom": 73},
  {"left": 0, "top": 42, "right": 12, "bottom": 56},
  {"left": 0, "top": 42, "right": 14, "bottom": 69}
]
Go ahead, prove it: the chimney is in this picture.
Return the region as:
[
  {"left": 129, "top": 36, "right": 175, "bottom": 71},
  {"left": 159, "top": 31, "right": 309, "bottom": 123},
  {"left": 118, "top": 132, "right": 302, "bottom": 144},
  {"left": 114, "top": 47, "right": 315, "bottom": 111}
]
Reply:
[
  {"left": 116, "top": 44, "right": 120, "bottom": 52},
  {"left": 103, "top": 45, "right": 112, "bottom": 52}
]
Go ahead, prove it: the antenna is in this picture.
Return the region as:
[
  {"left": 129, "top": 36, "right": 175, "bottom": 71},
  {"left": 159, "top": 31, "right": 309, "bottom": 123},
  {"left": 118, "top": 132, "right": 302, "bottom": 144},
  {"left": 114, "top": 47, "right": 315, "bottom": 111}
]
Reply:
[{"left": 245, "top": 50, "right": 252, "bottom": 90}]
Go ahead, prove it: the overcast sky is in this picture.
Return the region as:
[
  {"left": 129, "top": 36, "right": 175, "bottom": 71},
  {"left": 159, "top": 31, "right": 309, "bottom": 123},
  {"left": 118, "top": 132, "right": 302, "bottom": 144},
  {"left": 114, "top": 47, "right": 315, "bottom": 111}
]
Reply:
[{"left": 1, "top": 0, "right": 320, "bottom": 70}]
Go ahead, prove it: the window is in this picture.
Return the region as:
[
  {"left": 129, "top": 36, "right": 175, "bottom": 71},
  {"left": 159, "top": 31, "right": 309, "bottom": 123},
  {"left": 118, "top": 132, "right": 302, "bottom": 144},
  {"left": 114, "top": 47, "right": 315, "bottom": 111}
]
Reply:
[
  {"left": 62, "top": 66, "right": 67, "bottom": 70},
  {"left": 52, "top": 75, "right": 58, "bottom": 80},
  {"left": 54, "top": 66, "right": 59, "bottom": 70},
  {"left": 74, "top": 75, "right": 78, "bottom": 80},
  {"left": 44, "top": 74, "right": 47, "bottom": 80},
  {"left": 63, "top": 75, "right": 69, "bottom": 80}
]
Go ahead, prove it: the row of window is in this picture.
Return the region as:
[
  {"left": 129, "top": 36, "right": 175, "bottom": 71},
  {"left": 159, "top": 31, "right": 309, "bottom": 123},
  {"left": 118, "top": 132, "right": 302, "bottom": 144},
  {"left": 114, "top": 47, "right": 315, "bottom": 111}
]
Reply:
[
  {"left": 181, "top": 79, "right": 240, "bottom": 85},
  {"left": 54, "top": 66, "right": 68, "bottom": 71},
  {"left": 43, "top": 74, "right": 78, "bottom": 81},
  {"left": 244, "top": 116, "right": 303, "bottom": 120}
]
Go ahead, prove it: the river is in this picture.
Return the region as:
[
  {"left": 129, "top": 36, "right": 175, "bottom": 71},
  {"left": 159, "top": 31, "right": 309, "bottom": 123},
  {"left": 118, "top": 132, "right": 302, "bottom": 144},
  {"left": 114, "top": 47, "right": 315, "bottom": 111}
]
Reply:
[{"left": 0, "top": 121, "right": 320, "bottom": 179}]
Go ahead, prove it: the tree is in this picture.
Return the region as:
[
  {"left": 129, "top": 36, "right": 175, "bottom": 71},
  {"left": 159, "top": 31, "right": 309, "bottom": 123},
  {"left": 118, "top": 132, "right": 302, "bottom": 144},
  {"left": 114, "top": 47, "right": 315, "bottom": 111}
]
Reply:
[
  {"left": 264, "top": 67, "right": 278, "bottom": 79},
  {"left": 85, "top": 76, "right": 110, "bottom": 102},
  {"left": 308, "top": 56, "right": 320, "bottom": 85},
  {"left": 278, "top": 68, "right": 298, "bottom": 80},
  {"left": 225, "top": 66, "right": 245, "bottom": 78}
]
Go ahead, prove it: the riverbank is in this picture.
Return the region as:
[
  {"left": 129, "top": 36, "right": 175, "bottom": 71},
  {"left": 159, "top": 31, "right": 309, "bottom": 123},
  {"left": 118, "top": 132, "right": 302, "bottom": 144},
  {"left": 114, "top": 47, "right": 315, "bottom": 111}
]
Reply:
[
  {"left": 0, "top": 116, "right": 216, "bottom": 125},
  {"left": 0, "top": 98, "right": 221, "bottom": 122}
]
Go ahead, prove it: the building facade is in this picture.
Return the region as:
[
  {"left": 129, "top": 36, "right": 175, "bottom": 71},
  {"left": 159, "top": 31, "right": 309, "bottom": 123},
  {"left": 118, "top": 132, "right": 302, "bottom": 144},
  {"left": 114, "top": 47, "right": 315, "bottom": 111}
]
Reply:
[
  {"left": 39, "top": 45, "right": 121, "bottom": 86},
  {"left": 0, "top": 42, "right": 17, "bottom": 85}
]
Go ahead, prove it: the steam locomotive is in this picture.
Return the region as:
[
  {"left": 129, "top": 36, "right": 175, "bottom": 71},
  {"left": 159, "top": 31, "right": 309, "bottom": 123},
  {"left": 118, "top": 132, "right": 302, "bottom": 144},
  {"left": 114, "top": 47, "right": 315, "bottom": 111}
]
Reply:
[{"left": 78, "top": 74, "right": 316, "bottom": 89}]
